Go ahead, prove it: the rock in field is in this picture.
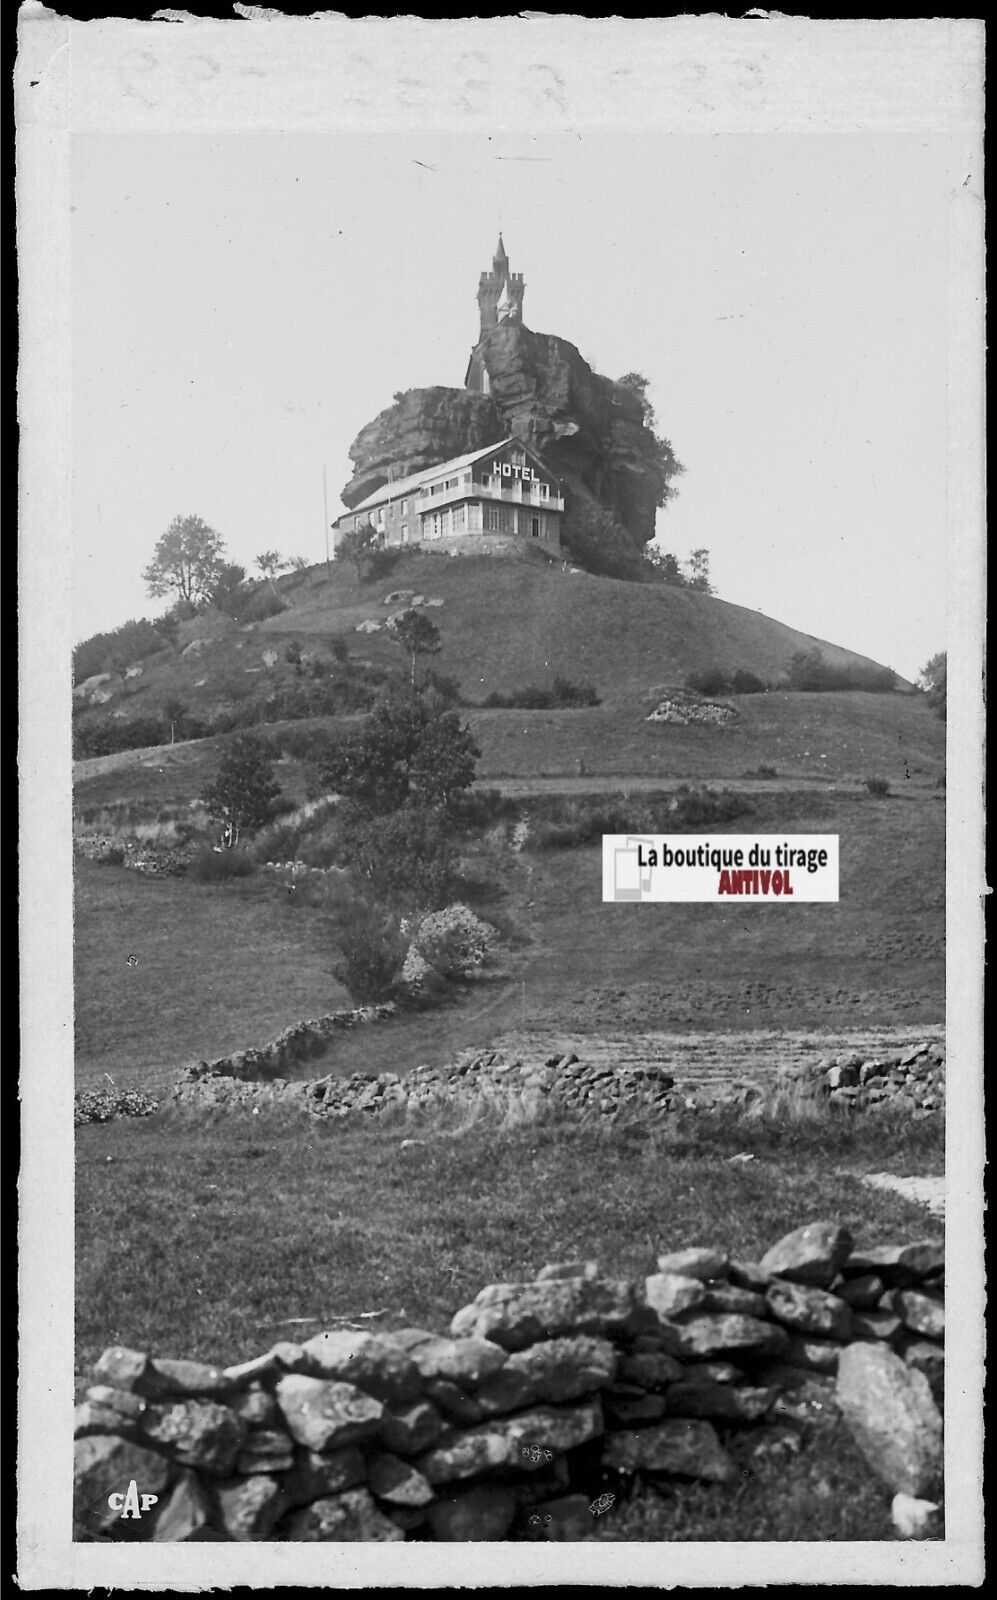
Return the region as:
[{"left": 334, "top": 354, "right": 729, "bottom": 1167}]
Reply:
[
  {"left": 299, "top": 1330, "right": 422, "bottom": 1401},
  {"left": 282, "top": 1447, "right": 367, "bottom": 1507},
  {"left": 662, "top": 1314, "right": 790, "bottom": 1362},
  {"left": 644, "top": 1273, "right": 707, "bottom": 1317},
  {"left": 415, "top": 1398, "right": 604, "bottom": 1485},
  {"left": 141, "top": 1399, "right": 247, "bottom": 1475},
  {"left": 654, "top": 1248, "right": 729, "bottom": 1281},
  {"left": 759, "top": 1222, "right": 854, "bottom": 1288},
  {"left": 425, "top": 1484, "right": 518, "bottom": 1540},
  {"left": 450, "top": 1279, "right": 650, "bottom": 1351},
  {"left": 880, "top": 1289, "right": 945, "bottom": 1341},
  {"left": 74, "top": 1436, "right": 176, "bottom": 1538},
  {"left": 379, "top": 1399, "right": 446, "bottom": 1456},
  {"left": 765, "top": 1281, "right": 854, "bottom": 1340},
  {"left": 152, "top": 1470, "right": 214, "bottom": 1542},
  {"left": 214, "top": 1474, "right": 285, "bottom": 1540},
  {"left": 275, "top": 1375, "right": 383, "bottom": 1452},
  {"left": 284, "top": 1487, "right": 405, "bottom": 1541},
  {"left": 603, "top": 1419, "right": 738, "bottom": 1482},
  {"left": 836, "top": 1343, "right": 943, "bottom": 1498},
  {"left": 367, "top": 1452, "right": 435, "bottom": 1506}
]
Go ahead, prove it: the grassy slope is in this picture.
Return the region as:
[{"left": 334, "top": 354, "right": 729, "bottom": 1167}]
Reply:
[
  {"left": 76, "top": 1109, "right": 942, "bottom": 1375},
  {"left": 75, "top": 791, "right": 943, "bottom": 1091},
  {"left": 77, "top": 554, "right": 913, "bottom": 734},
  {"left": 264, "top": 556, "right": 908, "bottom": 708}
]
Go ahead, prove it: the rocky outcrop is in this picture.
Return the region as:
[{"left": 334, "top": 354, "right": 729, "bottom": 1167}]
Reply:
[
  {"left": 75, "top": 1218, "right": 944, "bottom": 1542},
  {"left": 341, "top": 322, "right": 681, "bottom": 572}
]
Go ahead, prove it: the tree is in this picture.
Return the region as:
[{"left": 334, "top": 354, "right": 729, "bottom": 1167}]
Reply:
[
  {"left": 211, "top": 562, "right": 250, "bottom": 618},
  {"left": 687, "top": 548, "right": 714, "bottom": 594},
  {"left": 289, "top": 555, "right": 310, "bottom": 572},
  {"left": 918, "top": 651, "right": 947, "bottom": 721},
  {"left": 324, "top": 687, "right": 479, "bottom": 816},
  {"left": 616, "top": 372, "right": 657, "bottom": 429},
  {"left": 644, "top": 546, "right": 686, "bottom": 585},
  {"left": 163, "top": 696, "right": 188, "bottom": 745},
  {"left": 143, "top": 515, "right": 227, "bottom": 613},
  {"left": 284, "top": 639, "right": 305, "bottom": 677},
  {"left": 255, "top": 551, "right": 287, "bottom": 598},
  {"left": 337, "top": 524, "right": 377, "bottom": 581},
  {"left": 387, "top": 608, "right": 442, "bottom": 686},
  {"left": 152, "top": 611, "right": 181, "bottom": 650},
  {"left": 201, "top": 732, "right": 281, "bottom": 849}
]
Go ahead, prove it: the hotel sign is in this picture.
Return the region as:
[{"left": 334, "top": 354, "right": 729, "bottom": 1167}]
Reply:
[{"left": 491, "top": 458, "right": 544, "bottom": 484}]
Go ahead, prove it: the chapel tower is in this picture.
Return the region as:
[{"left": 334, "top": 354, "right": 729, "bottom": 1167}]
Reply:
[{"left": 476, "top": 235, "right": 525, "bottom": 336}]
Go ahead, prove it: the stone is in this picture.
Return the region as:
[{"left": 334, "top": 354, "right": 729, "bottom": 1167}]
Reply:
[
  {"left": 521, "top": 1493, "right": 595, "bottom": 1541},
  {"left": 501, "top": 1336, "right": 618, "bottom": 1404},
  {"left": 368, "top": 1451, "right": 435, "bottom": 1507},
  {"left": 85, "top": 1385, "right": 147, "bottom": 1419},
  {"left": 604, "top": 1392, "right": 667, "bottom": 1425},
  {"left": 891, "top": 1492, "right": 942, "bottom": 1539},
  {"left": 143, "top": 1358, "right": 238, "bottom": 1398},
  {"left": 450, "top": 1278, "right": 650, "bottom": 1351},
  {"left": 152, "top": 1470, "right": 214, "bottom": 1542},
  {"left": 423, "top": 1378, "right": 485, "bottom": 1424},
  {"left": 75, "top": 1402, "right": 142, "bottom": 1440},
  {"left": 835, "top": 1274, "right": 885, "bottom": 1310},
  {"left": 665, "top": 1381, "right": 775, "bottom": 1423},
  {"left": 765, "top": 1281, "right": 853, "bottom": 1340},
  {"left": 385, "top": 1505, "right": 428, "bottom": 1532},
  {"left": 759, "top": 1222, "right": 854, "bottom": 1288},
  {"left": 425, "top": 1483, "right": 518, "bottom": 1541},
  {"left": 663, "top": 1314, "right": 790, "bottom": 1362},
  {"left": 780, "top": 1335, "right": 842, "bottom": 1375},
  {"left": 284, "top": 1487, "right": 405, "bottom": 1541},
  {"left": 603, "top": 1419, "right": 738, "bottom": 1482},
  {"left": 407, "top": 1335, "right": 508, "bottom": 1388},
  {"left": 73, "top": 1436, "right": 176, "bottom": 1539},
  {"left": 728, "top": 1260, "right": 773, "bottom": 1293},
  {"left": 380, "top": 1399, "right": 446, "bottom": 1456},
  {"left": 536, "top": 1260, "right": 600, "bottom": 1281},
  {"left": 842, "top": 1241, "right": 944, "bottom": 1288},
  {"left": 415, "top": 1398, "right": 604, "bottom": 1485},
  {"left": 644, "top": 1273, "right": 707, "bottom": 1318},
  {"left": 836, "top": 1343, "right": 943, "bottom": 1498},
  {"left": 701, "top": 1284, "right": 769, "bottom": 1318},
  {"left": 282, "top": 1447, "right": 367, "bottom": 1507},
  {"left": 654, "top": 1248, "right": 730, "bottom": 1282},
  {"left": 470, "top": 1367, "right": 537, "bottom": 1417},
  {"left": 617, "top": 1351, "right": 684, "bottom": 1389},
  {"left": 230, "top": 1388, "right": 280, "bottom": 1428},
  {"left": 900, "top": 1339, "right": 945, "bottom": 1402},
  {"left": 92, "top": 1346, "right": 150, "bottom": 1392},
  {"left": 214, "top": 1474, "right": 285, "bottom": 1540},
  {"left": 274, "top": 1375, "right": 383, "bottom": 1452},
  {"left": 698, "top": 1361, "right": 743, "bottom": 1385},
  {"left": 851, "top": 1310, "right": 903, "bottom": 1345},
  {"left": 881, "top": 1288, "right": 944, "bottom": 1341},
  {"left": 141, "top": 1399, "right": 247, "bottom": 1475},
  {"left": 299, "top": 1330, "right": 422, "bottom": 1401}
]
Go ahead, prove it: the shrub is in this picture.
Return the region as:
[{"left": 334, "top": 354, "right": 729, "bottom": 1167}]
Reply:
[
  {"left": 864, "top": 776, "right": 891, "bottom": 798},
  {"left": 276, "top": 725, "right": 342, "bottom": 765},
  {"left": 730, "top": 669, "right": 767, "bottom": 694},
  {"left": 408, "top": 904, "right": 497, "bottom": 979},
  {"left": 364, "top": 546, "right": 404, "bottom": 582},
  {"left": 333, "top": 898, "right": 407, "bottom": 1003},
  {"left": 685, "top": 668, "right": 731, "bottom": 697},
  {"left": 187, "top": 844, "right": 257, "bottom": 880},
  {"left": 73, "top": 617, "right": 165, "bottom": 685},
  {"left": 480, "top": 678, "right": 600, "bottom": 710},
  {"left": 329, "top": 637, "right": 350, "bottom": 663},
  {"left": 784, "top": 649, "right": 897, "bottom": 694},
  {"left": 238, "top": 587, "right": 287, "bottom": 623},
  {"left": 352, "top": 805, "right": 458, "bottom": 908}
]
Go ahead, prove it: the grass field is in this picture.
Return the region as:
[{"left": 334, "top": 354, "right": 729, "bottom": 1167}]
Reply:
[
  {"left": 74, "top": 788, "right": 943, "bottom": 1090},
  {"left": 76, "top": 1102, "right": 942, "bottom": 1377}
]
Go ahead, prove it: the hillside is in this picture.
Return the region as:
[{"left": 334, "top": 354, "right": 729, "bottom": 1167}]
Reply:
[
  {"left": 262, "top": 553, "right": 904, "bottom": 709},
  {"left": 75, "top": 553, "right": 911, "bottom": 744}
]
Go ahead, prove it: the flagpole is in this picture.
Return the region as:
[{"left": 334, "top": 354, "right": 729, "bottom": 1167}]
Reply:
[{"left": 323, "top": 466, "right": 331, "bottom": 578}]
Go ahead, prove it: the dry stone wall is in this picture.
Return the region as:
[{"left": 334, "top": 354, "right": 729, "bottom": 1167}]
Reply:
[
  {"left": 172, "top": 1042, "right": 945, "bottom": 1121},
  {"left": 75, "top": 1219, "right": 944, "bottom": 1542}
]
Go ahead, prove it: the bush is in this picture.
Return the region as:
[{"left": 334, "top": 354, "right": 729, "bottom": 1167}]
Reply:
[
  {"left": 364, "top": 546, "right": 404, "bottom": 582},
  {"left": 730, "top": 669, "right": 767, "bottom": 694},
  {"left": 783, "top": 649, "right": 896, "bottom": 694},
  {"left": 73, "top": 617, "right": 165, "bottom": 685},
  {"left": 864, "top": 776, "right": 891, "bottom": 798},
  {"left": 276, "top": 725, "right": 342, "bottom": 765},
  {"left": 480, "top": 678, "right": 600, "bottom": 710},
  {"left": 238, "top": 587, "right": 288, "bottom": 623},
  {"left": 333, "top": 898, "right": 407, "bottom": 1002},
  {"left": 351, "top": 805, "right": 458, "bottom": 909},
  {"left": 187, "top": 844, "right": 258, "bottom": 880}
]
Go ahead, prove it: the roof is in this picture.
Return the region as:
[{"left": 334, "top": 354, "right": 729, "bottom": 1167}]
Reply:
[{"left": 342, "top": 437, "right": 554, "bottom": 517}]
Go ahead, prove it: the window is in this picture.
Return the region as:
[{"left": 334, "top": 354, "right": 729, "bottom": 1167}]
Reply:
[
  {"left": 401, "top": 524, "right": 409, "bottom": 543},
  {"left": 540, "top": 483, "right": 549, "bottom": 499},
  {"left": 532, "top": 517, "right": 540, "bottom": 538},
  {"left": 401, "top": 500, "right": 408, "bottom": 515},
  {"left": 462, "top": 472, "right": 472, "bottom": 486},
  {"left": 452, "top": 504, "right": 466, "bottom": 530}
]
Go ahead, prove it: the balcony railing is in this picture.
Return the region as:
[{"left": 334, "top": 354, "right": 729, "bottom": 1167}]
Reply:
[{"left": 416, "top": 480, "right": 564, "bottom": 513}]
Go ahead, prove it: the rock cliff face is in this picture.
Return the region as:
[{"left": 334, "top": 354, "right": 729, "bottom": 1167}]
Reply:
[{"left": 340, "top": 324, "right": 681, "bottom": 574}]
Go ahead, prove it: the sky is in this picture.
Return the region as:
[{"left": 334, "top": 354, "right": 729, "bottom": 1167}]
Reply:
[{"left": 71, "top": 126, "right": 959, "bottom": 680}]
